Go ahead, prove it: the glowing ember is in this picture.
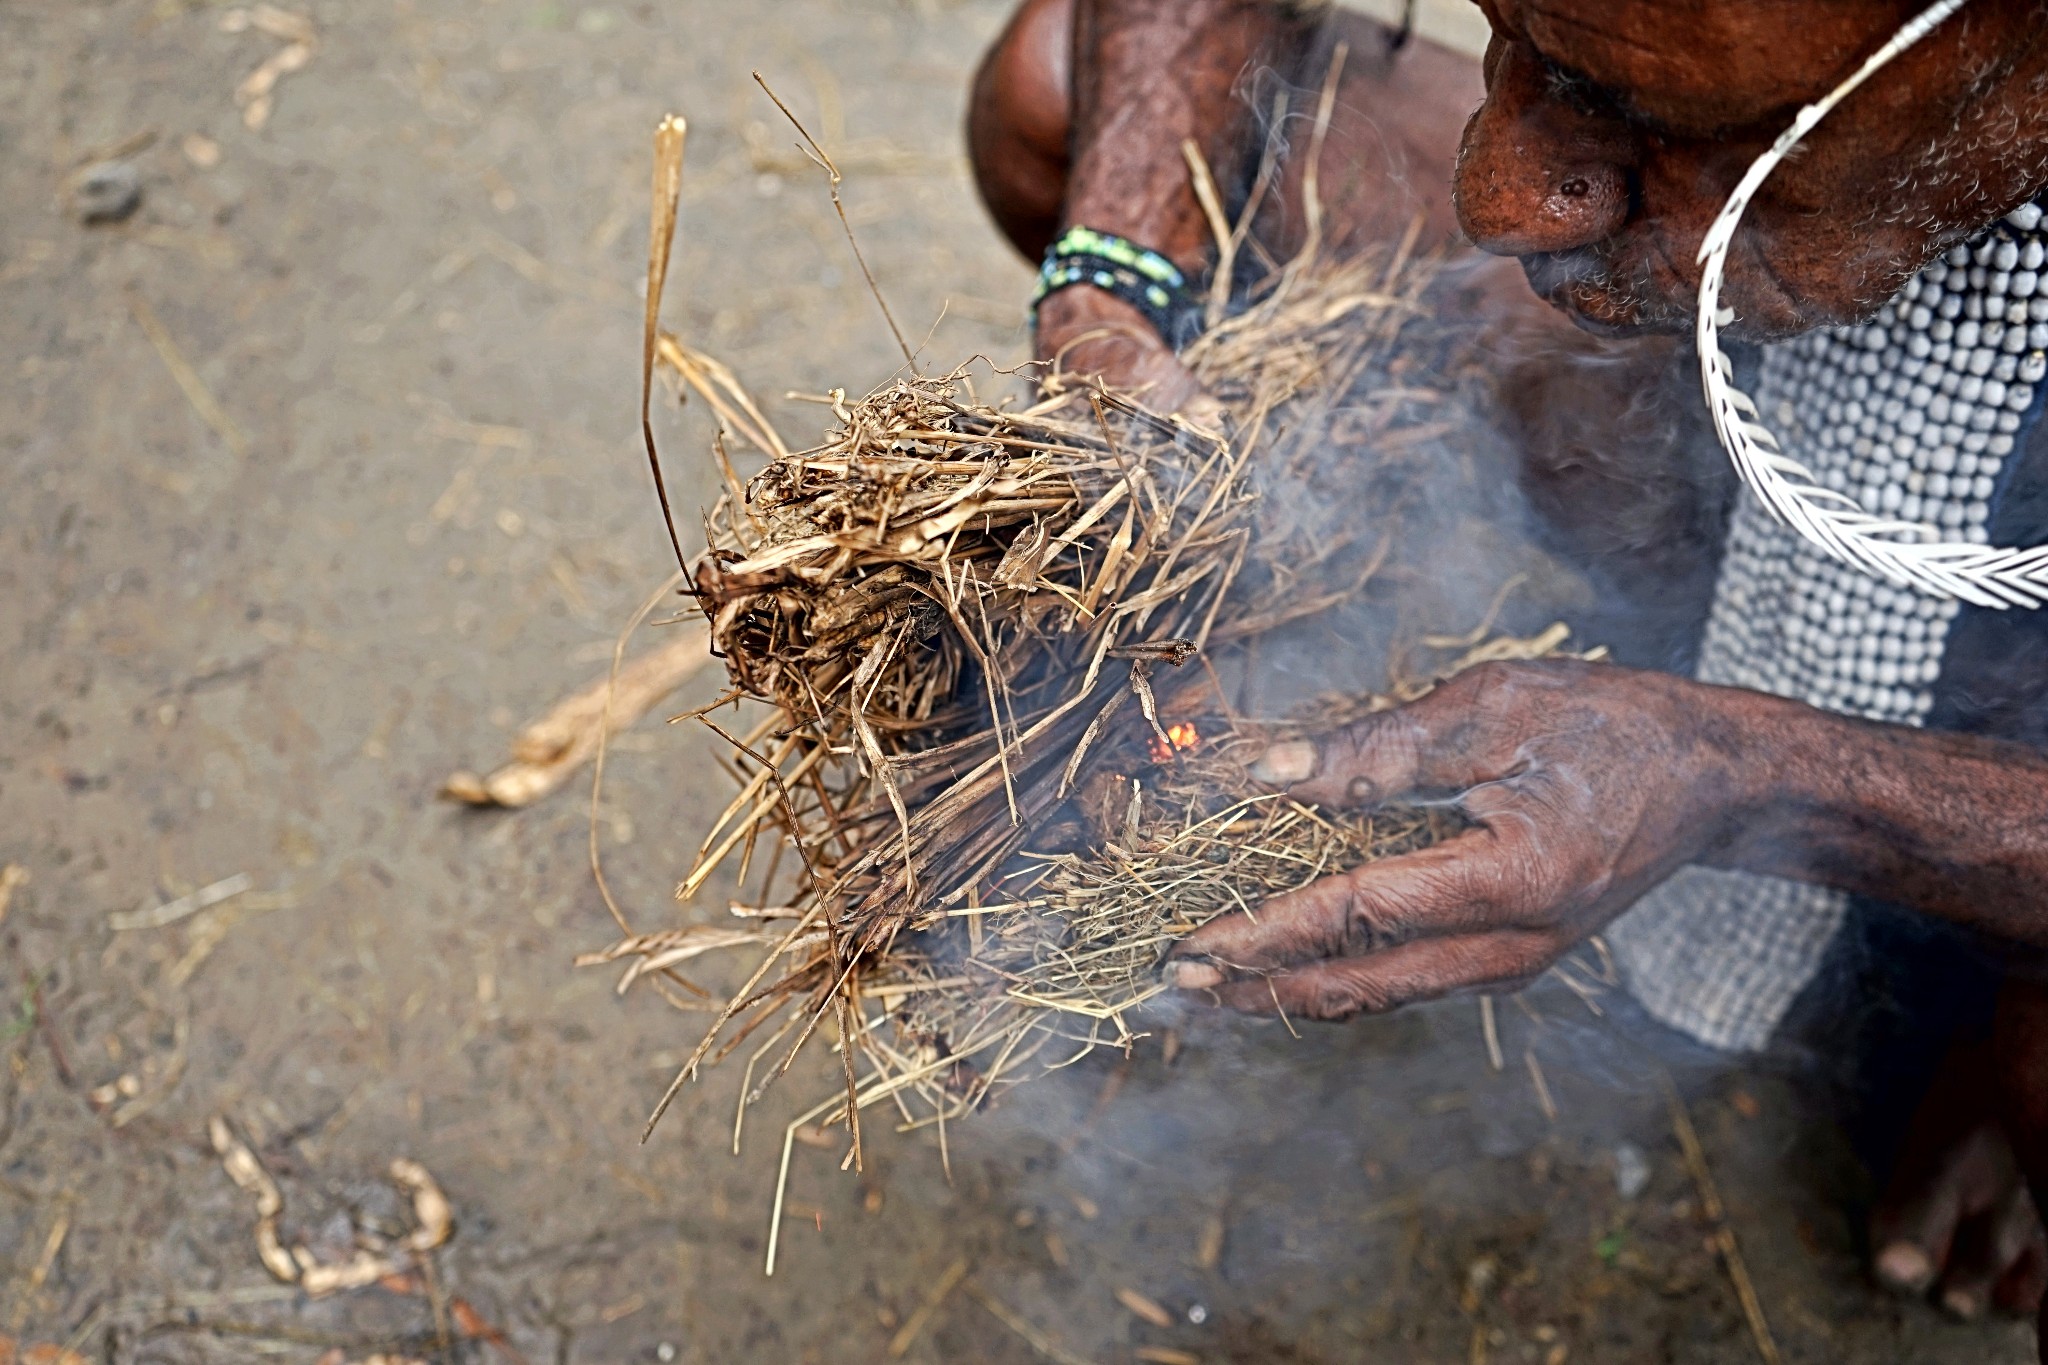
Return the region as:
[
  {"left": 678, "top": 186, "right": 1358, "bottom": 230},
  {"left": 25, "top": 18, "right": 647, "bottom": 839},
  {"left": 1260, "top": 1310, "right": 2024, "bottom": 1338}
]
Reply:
[{"left": 1149, "top": 721, "right": 1201, "bottom": 764}]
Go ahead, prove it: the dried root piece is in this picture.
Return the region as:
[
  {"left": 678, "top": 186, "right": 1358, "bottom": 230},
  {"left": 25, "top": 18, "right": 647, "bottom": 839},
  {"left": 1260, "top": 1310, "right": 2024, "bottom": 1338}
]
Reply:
[
  {"left": 391, "top": 1158, "right": 454, "bottom": 1253},
  {"left": 210, "top": 1116, "right": 454, "bottom": 1297},
  {"left": 443, "top": 626, "right": 711, "bottom": 808},
  {"left": 210, "top": 1114, "right": 295, "bottom": 1283}
]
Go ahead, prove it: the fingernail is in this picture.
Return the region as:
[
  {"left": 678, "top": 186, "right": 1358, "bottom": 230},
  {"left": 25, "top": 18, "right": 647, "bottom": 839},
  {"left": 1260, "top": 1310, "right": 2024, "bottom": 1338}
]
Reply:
[
  {"left": 1940, "top": 1285, "right": 1984, "bottom": 1321},
  {"left": 1249, "top": 740, "right": 1315, "bottom": 786},
  {"left": 1876, "top": 1242, "right": 1935, "bottom": 1293},
  {"left": 1167, "top": 961, "right": 1225, "bottom": 990},
  {"left": 1346, "top": 775, "right": 1381, "bottom": 805}
]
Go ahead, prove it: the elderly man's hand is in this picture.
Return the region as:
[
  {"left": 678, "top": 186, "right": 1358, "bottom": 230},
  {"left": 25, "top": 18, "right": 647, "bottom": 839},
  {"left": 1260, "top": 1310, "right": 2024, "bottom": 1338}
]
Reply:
[
  {"left": 1034, "top": 285, "right": 1225, "bottom": 430},
  {"left": 1166, "top": 659, "right": 1764, "bottom": 1018}
]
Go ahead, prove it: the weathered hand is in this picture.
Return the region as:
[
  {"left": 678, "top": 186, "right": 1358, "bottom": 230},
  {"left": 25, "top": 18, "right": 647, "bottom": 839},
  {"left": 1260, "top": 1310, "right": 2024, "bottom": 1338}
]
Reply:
[
  {"left": 1166, "top": 659, "right": 1767, "bottom": 1019},
  {"left": 1034, "top": 285, "right": 1226, "bottom": 431}
]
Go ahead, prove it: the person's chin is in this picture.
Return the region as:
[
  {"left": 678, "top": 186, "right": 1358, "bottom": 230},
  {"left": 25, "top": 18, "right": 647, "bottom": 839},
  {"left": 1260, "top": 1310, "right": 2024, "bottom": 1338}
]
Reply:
[
  {"left": 1518, "top": 251, "right": 1690, "bottom": 337},
  {"left": 1520, "top": 246, "right": 1842, "bottom": 341}
]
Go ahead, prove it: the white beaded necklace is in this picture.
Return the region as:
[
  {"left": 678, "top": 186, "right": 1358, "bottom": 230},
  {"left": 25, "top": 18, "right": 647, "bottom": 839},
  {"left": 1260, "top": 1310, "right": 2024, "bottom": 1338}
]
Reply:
[{"left": 1705, "top": 202, "right": 2048, "bottom": 727}]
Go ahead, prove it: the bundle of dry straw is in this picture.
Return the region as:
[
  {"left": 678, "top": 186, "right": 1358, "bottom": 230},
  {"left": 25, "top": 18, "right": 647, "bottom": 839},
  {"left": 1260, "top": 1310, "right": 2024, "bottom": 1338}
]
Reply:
[
  {"left": 576, "top": 93, "right": 1585, "bottom": 1272},
  {"left": 583, "top": 226, "right": 1474, "bottom": 1154}
]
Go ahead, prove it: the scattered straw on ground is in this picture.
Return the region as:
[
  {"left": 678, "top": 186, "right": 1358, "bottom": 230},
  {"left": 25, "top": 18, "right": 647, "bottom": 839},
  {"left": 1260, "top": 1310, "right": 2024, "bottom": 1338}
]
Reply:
[{"left": 442, "top": 624, "right": 711, "bottom": 808}]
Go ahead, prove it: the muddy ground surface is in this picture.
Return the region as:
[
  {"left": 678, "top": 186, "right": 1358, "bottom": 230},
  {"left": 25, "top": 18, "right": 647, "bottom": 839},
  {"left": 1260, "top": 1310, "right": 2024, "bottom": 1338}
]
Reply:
[{"left": 0, "top": 2, "right": 2034, "bottom": 1361}]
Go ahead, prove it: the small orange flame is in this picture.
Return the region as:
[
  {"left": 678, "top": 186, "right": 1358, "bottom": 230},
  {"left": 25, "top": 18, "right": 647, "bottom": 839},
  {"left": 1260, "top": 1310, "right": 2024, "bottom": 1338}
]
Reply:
[{"left": 1149, "top": 721, "right": 1201, "bottom": 763}]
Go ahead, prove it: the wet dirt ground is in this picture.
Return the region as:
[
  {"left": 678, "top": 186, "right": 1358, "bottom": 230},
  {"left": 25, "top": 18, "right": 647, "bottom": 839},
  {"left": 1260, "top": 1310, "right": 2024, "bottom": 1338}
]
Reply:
[{"left": 0, "top": 2, "right": 2036, "bottom": 1361}]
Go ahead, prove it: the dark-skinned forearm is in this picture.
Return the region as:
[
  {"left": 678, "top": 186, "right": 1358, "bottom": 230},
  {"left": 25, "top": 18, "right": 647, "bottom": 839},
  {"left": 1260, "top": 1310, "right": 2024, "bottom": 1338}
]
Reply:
[
  {"left": 1066, "top": 0, "right": 1324, "bottom": 275},
  {"left": 1712, "top": 690, "right": 2048, "bottom": 947}
]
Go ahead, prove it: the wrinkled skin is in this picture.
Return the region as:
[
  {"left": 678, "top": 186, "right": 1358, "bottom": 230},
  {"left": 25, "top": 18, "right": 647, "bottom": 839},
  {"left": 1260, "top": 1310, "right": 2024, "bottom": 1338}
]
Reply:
[
  {"left": 1163, "top": 660, "right": 2048, "bottom": 1015},
  {"left": 1459, "top": 0, "right": 2048, "bottom": 335},
  {"left": 968, "top": 0, "right": 2048, "bottom": 1347},
  {"left": 970, "top": 0, "right": 1504, "bottom": 417},
  {"left": 1162, "top": 661, "right": 1757, "bottom": 1017}
]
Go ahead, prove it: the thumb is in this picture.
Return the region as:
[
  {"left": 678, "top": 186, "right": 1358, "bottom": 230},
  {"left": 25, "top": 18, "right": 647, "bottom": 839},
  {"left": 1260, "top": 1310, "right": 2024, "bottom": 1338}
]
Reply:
[{"left": 1247, "top": 688, "right": 1511, "bottom": 808}]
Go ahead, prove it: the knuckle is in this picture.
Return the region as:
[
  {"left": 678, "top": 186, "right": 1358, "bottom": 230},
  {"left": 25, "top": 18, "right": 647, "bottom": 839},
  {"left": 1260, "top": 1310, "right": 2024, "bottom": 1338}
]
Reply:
[
  {"left": 1351, "top": 976, "right": 1408, "bottom": 1015},
  {"left": 1443, "top": 659, "right": 1584, "bottom": 715},
  {"left": 1501, "top": 833, "right": 1561, "bottom": 907},
  {"left": 1330, "top": 711, "right": 1418, "bottom": 780},
  {"left": 1307, "top": 975, "right": 1364, "bottom": 1020},
  {"left": 1466, "top": 806, "right": 1572, "bottom": 925},
  {"left": 1338, "top": 876, "right": 1409, "bottom": 951},
  {"left": 1418, "top": 668, "right": 1539, "bottom": 778},
  {"left": 1446, "top": 660, "right": 1521, "bottom": 710},
  {"left": 1305, "top": 969, "right": 1392, "bottom": 1021}
]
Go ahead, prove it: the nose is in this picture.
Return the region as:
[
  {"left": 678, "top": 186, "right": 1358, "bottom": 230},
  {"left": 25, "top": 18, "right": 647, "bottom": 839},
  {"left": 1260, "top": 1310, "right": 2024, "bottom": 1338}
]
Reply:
[{"left": 1453, "top": 41, "right": 1635, "bottom": 257}]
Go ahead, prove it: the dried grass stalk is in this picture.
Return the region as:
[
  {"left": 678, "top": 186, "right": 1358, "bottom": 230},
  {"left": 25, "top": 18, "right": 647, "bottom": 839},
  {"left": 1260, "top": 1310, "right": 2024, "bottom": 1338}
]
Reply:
[{"left": 442, "top": 626, "right": 711, "bottom": 808}]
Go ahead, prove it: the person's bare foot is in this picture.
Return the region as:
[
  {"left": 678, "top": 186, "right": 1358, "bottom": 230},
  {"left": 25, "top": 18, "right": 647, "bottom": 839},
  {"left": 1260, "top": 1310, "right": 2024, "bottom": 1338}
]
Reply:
[
  {"left": 1989, "top": 977, "right": 2048, "bottom": 1360},
  {"left": 1871, "top": 1035, "right": 2048, "bottom": 1322}
]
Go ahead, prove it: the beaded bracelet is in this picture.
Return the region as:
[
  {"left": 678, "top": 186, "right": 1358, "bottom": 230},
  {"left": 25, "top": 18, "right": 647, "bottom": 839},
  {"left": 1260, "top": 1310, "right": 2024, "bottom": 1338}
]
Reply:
[{"left": 1030, "top": 226, "right": 1205, "bottom": 350}]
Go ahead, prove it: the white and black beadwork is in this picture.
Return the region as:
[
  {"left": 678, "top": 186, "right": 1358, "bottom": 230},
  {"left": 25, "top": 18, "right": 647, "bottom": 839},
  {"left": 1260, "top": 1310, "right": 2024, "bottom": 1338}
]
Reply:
[{"left": 1611, "top": 198, "right": 2048, "bottom": 1053}]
